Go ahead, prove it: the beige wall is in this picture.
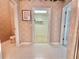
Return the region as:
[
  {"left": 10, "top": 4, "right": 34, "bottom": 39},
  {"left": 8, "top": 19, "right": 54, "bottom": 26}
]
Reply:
[
  {"left": 19, "top": 0, "right": 64, "bottom": 43},
  {"left": 9, "top": 1, "right": 16, "bottom": 35},
  {"left": 67, "top": 0, "right": 78, "bottom": 59},
  {"left": 0, "top": 0, "right": 12, "bottom": 42},
  {"left": 64, "top": 0, "right": 72, "bottom": 5},
  {"left": 0, "top": 0, "right": 71, "bottom": 43},
  {"left": 77, "top": 2, "right": 79, "bottom": 58}
]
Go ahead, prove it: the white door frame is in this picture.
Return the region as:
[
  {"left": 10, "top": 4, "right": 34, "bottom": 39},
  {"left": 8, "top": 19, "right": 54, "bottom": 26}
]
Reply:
[
  {"left": 32, "top": 7, "right": 52, "bottom": 44},
  {"left": 60, "top": 2, "right": 71, "bottom": 45},
  {"left": 9, "top": 0, "right": 20, "bottom": 47}
]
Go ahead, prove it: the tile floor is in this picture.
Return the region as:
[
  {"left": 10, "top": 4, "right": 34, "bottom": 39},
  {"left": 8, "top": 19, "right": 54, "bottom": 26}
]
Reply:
[{"left": 2, "top": 41, "right": 67, "bottom": 59}]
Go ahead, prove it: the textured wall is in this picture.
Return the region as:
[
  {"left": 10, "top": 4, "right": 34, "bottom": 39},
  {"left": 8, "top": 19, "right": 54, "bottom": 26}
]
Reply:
[
  {"left": 19, "top": 0, "right": 64, "bottom": 43},
  {"left": 0, "top": 0, "right": 12, "bottom": 42},
  {"left": 77, "top": 4, "right": 79, "bottom": 59},
  {"left": 64, "top": 0, "right": 72, "bottom": 5},
  {"left": 67, "top": 0, "right": 78, "bottom": 59}
]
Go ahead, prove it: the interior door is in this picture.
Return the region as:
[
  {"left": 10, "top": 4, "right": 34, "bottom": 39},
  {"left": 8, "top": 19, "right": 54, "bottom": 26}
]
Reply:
[
  {"left": 33, "top": 9, "right": 49, "bottom": 43},
  {"left": 63, "top": 5, "right": 71, "bottom": 46}
]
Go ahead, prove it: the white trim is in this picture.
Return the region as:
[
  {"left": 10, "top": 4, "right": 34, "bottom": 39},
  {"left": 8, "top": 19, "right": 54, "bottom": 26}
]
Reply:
[
  {"left": 32, "top": 7, "right": 52, "bottom": 44},
  {"left": 20, "top": 42, "right": 32, "bottom": 45},
  {"left": 60, "top": 2, "right": 72, "bottom": 45},
  {"left": 9, "top": 0, "right": 20, "bottom": 47},
  {"left": 51, "top": 42, "right": 60, "bottom": 45}
]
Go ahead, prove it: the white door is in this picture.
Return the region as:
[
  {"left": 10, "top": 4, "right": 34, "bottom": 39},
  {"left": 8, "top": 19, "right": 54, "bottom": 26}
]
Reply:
[
  {"left": 60, "top": 2, "right": 72, "bottom": 46},
  {"left": 63, "top": 4, "right": 72, "bottom": 46},
  {"left": 32, "top": 8, "right": 51, "bottom": 43}
]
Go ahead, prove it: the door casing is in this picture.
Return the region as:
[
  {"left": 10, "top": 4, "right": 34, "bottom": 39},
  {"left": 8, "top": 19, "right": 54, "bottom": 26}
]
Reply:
[{"left": 9, "top": 0, "right": 20, "bottom": 47}]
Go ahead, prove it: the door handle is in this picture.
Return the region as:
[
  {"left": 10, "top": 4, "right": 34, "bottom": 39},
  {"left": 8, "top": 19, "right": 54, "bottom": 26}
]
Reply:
[{"left": 64, "top": 25, "right": 65, "bottom": 28}]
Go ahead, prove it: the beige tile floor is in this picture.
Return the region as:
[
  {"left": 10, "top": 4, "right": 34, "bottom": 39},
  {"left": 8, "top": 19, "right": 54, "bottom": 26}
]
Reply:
[{"left": 2, "top": 41, "right": 67, "bottom": 59}]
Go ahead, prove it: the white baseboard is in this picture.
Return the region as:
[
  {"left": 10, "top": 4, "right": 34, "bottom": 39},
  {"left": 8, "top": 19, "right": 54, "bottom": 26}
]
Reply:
[
  {"left": 20, "top": 42, "right": 32, "bottom": 45},
  {"left": 20, "top": 42, "right": 60, "bottom": 46},
  {"left": 51, "top": 42, "right": 60, "bottom": 45}
]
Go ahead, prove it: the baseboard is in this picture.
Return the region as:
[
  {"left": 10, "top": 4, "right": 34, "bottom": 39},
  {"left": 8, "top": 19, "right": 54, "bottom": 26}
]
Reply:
[
  {"left": 51, "top": 42, "right": 60, "bottom": 45},
  {"left": 20, "top": 42, "right": 60, "bottom": 46},
  {"left": 20, "top": 42, "right": 32, "bottom": 45}
]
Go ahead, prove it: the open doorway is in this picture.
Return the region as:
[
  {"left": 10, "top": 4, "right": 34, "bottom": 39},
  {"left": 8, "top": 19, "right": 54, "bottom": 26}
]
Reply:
[{"left": 32, "top": 8, "right": 51, "bottom": 44}]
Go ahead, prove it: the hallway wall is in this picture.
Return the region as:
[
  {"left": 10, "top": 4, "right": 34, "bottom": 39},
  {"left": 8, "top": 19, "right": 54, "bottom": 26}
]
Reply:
[
  {"left": 19, "top": 0, "right": 64, "bottom": 43},
  {"left": 67, "top": 0, "right": 78, "bottom": 59},
  {"left": 0, "top": 0, "right": 12, "bottom": 42},
  {"left": 64, "top": 0, "right": 72, "bottom": 5}
]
